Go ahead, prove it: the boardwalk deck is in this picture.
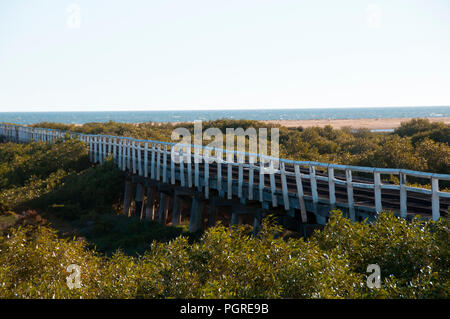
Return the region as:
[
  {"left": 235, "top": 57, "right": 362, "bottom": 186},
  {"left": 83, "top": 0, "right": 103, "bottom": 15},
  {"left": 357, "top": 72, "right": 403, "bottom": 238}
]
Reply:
[{"left": 1, "top": 124, "right": 449, "bottom": 225}]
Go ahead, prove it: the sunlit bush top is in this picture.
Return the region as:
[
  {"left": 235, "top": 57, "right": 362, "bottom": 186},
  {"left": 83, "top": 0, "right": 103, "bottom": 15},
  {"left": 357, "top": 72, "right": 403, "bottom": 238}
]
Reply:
[{"left": 0, "top": 211, "right": 448, "bottom": 299}]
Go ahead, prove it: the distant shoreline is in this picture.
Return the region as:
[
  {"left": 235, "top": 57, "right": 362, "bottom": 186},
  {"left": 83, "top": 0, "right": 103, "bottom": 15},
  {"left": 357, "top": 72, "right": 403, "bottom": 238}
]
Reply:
[
  {"left": 2, "top": 106, "right": 449, "bottom": 125},
  {"left": 261, "top": 117, "right": 450, "bottom": 130},
  {"left": 69, "top": 116, "right": 450, "bottom": 130}
]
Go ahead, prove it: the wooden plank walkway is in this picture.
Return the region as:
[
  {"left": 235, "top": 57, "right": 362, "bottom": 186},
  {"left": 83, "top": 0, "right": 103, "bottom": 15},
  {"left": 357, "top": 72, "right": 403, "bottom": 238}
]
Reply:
[{"left": 1, "top": 124, "right": 449, "bottom": 223}]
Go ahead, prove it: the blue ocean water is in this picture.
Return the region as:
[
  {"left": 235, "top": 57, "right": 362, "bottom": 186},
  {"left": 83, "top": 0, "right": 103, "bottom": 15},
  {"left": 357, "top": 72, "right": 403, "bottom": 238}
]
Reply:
[{"left": 0, "top": 106, "right": 449, "bottom": 125}]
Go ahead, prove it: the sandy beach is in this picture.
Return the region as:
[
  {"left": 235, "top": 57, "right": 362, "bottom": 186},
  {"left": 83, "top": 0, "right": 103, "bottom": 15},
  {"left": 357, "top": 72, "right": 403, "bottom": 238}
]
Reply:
[
  {"left": 70, "top": 116, "right": 450, "bottom": 130},
  {"left": 262, "top": 117, "right": 450, "bottom": 130}
]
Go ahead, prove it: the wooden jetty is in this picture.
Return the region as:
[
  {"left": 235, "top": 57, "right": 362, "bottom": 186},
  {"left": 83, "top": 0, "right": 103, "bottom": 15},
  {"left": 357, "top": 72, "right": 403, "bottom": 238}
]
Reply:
[{"left": 1, "top": 124, "right": 449, "bottom": 235}]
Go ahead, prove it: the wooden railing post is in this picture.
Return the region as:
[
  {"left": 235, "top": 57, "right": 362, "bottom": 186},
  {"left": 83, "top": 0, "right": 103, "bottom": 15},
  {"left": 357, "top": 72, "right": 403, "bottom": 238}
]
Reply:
[
  {"left": 89, "top": 136, "right": 94, "bottom": 162},
  {"left": 237, "top": 153, "right": 244, "bottom": 199},
  {"left": 108, "top": 136, "right": 112, "bottom": 158},
  {"left": 328, "top": 166, "right": 336, "bottom": 208},
  {"left": 137, "top": 141, "right": 143, "bottom": 176},
  {"left": 94, "top": 136, "right": 98, "bottom": 163},
  {"left": 156, "top": 144, "right": 161, "bottom": 181},
  {"left": 204, "top": 149, "right": 210, "bottom": 199},
  {"left": 400, "top": 173, "right": 407, "bottom": 218},
  {"left": 117, "top": 139, "right": 122, "bottom": 169},
  {"left": 163, "top": 145, "right": 168, "bottom": 183},
  {"left": 122, "top": 139, "right": 127, "bottom": 171},
  {"left": 150, "top": 144, "right": 156, "bottom": 179},
  {"left": 116, "top": 138, "right": 121, "bottom": 168},
  {"left": 431, "top": 177, "right": 440, "bottom": 221},
  {"left": 227, "top": 152, "right": 233, "bottom": 200},
  {"left": 194, "top": 146, "right": 200, "bottom": 189},
  {"left": 102, "top": 136, "right": 107, "bottom": 164},
  {"left": 170, "top": 146, "right": 175, "bottom": 184},
  {"left": 280, "top": 162, "right": 289, "bottom": 210},
  {"left": 294, "top": 165, "right": 308, "bottom": 223},
  {"left": 269, "top": 159, "right": 277, "bottom": 207},
  {"left": 179, "top": 148, "right": 185, "bottom": 187},
  {"left": 310, "top": 165, "right": 319, "bottom": 214},
  {"left": 248, "top": 154, "right": 255, "bottom": 200},
  {"left": 144, "top": 142, "right": 149, "bottom": 178},
  {"left": 345, "top": 168, "right": 355, "bottom": 221},
  {"left": 187, "top": 146, "right": 193, "bottom": 188},
  {"left": 132, "top": 141, "right": 137, "bottom": 174},
  {"left": 217, "top": 149, "right": 222, "bottom": 195},
  {"left": 374, "top": 171, "right": 382, "bottom": 212},
  {"left": 127, "top": 139, "right": 131, "bottom": 170},
  {"left": 259, "top": 156, "right": 265, "bottom": 202}
]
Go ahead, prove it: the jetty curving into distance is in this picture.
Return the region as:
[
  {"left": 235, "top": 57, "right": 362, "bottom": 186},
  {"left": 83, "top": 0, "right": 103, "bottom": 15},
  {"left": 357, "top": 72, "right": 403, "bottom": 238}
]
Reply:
[{"left": 1, "top": 124, "right": 449, "bottom": 235}]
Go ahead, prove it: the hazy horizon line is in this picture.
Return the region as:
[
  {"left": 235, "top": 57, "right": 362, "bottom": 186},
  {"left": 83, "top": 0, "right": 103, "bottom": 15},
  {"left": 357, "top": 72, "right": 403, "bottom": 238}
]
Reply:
[{"left": 0, "top": 105, "right": 449, "bottom": 113}]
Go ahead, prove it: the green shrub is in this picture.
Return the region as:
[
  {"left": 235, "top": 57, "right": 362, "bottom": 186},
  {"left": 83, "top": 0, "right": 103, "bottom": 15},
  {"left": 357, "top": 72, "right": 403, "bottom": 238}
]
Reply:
[
  {"left": 312, "top": 210, "right": 450, "bottom": 298},
  {"left": 0, "top": 212, "right": 447, "bottom": 299},
  {"left": 30, "top": 159, "right": 124, "bottom": 219}
]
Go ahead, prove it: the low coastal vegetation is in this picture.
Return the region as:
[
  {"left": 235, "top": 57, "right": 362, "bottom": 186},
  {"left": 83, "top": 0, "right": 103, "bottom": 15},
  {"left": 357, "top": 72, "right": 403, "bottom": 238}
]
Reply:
[
  {"left": 0, "top": 118, "right": 448, "bottom": 298},
  {"left": 0, "top": 140, "right": 189, "bottom": 256},
  {"left": 0, "top": 212, "right": 448, "bottom": 298}
]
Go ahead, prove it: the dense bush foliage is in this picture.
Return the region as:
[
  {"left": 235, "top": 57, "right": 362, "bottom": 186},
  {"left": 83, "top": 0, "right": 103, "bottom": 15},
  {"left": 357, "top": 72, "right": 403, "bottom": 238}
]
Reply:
[
  {"left": 0, "top": 140, "right": 88, "bottom": 212},
  {"left": 78, "top": 215, "right": 189, "bottom": 256},
  {"left": 0, "top": 140, "right": 189, "bottom": 256},
  {"left": 395, "top": 118, "right": 450, "bottom": 145},
  {"left": 0, "top": 139, "right": 88, "bottom": 190},
  {"left": 0, "top": 140, "right": 122, "bottom": 214},
  {"left": 29, "top": 160, "right": 124, "bottom": 220},
  {"left": 0, "top": 211, "right": 448, "bottom": 298}
]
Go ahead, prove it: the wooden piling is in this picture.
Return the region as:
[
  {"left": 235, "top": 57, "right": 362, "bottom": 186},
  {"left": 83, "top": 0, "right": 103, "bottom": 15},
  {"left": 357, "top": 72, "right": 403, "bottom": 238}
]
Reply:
[
  {"left": 145, "top": 187, "right": 155, "bottom": 220},
  {"left": 252, "top": 208, "right": 263, "bottom": 237},
  {"left": 158, "top": 193, "right": 168, "bottom": 224},
  {"left": 172, "top": 193, "right": 181, "bottom": 226},
  {"left": 230, "top": 211, "right": 239, "bottom": 226},
  {"left": 189, "top": 194, "right": 204, "bottom": 232},
  {"left": 122, "top": 180, "right": 132, "bottom": 216},
  {"left": 135, "top": 183, "right": 144, "bottom": 218},
  {"left": 208, "top": 196, "right": 217, "bottom": 227}
]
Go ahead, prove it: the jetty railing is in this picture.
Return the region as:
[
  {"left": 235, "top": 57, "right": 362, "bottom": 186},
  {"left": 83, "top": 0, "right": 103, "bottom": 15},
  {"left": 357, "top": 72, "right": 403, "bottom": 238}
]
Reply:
[{"left": 1, "top": 123, "right": 449, "bottom": 221}]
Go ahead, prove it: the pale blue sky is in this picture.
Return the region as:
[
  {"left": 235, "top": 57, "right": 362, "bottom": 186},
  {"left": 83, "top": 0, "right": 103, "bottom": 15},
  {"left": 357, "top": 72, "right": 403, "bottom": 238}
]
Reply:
[{"left": 1, "top": 0, "right": 449, "bottom": 112}]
